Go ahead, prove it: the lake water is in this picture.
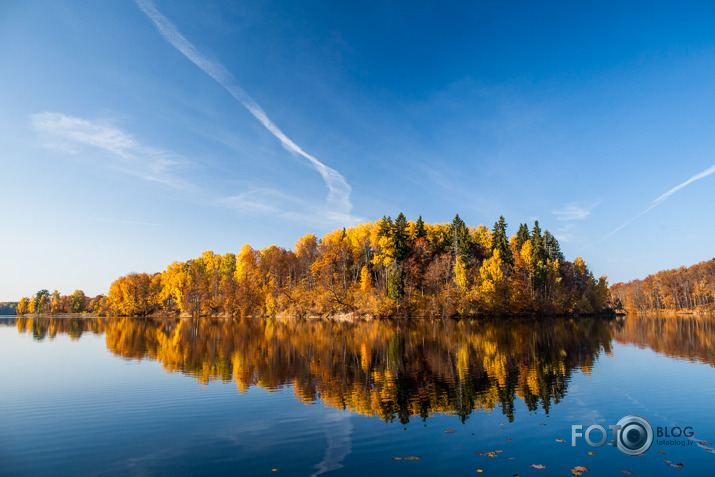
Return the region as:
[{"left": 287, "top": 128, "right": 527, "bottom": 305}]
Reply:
[{"left": 1, "top": 315, "right": 714, "bottom": 476}]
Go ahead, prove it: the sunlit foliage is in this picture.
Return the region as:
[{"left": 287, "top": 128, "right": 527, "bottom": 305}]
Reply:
[
  {"left": 16, "top": 214, "right": 610, "bottom": 317},
  {"left": 610, "top": 259, "right": 715, "bottom": 313}
]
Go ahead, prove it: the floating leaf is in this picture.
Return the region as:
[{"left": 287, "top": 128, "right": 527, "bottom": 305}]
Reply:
[
  {"left": 271, "top": 470, "right": 277, "bottom": 472},
  {"left": 586, "top": 451, "right": 596, "bottom": 455},
  {"left": 658, "top": 451, "right": 666, "bottom": 454},
  {"left": 556, "top": 438, "right": 566, "bottom": 443},
  {"left": 392, "top": 456, "right": 420, "bottom": 460},
  {"left": 476, "top": 450, "right": 499, "bottom": 457},
  {"left": 529, "top": 464, "right": 546, "bottom": 469},
  {"left": 621, "top": 472, "right": 633, "bottom": 475},
  {"left": 445, "top": 429, "right": 456, "bottom": 433},
  {"left": 539, "top": 423, "right": 547, "bottom": 426},
  {"left": 697, "top": 440, "right": 712, "bottom": 446},
  {"left": 505, "top": 438, "right": 512, "bottom": 442},
  {"left": 476, "top": 470, "right": 483, "bottom": 473},
  {"left": 574, "top": 466, "right": 590, "bottom": 472},
  {"left": 669, "top": 463, "right": 684, "bottom": 468},
  {"left": 570, "top": 470, "right": 582, "bottom": 476},
  {"left": 664, "top": 459, "right": 672, "bottom": 464}
]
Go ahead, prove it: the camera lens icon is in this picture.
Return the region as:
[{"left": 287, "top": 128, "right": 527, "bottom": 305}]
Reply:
[{"left": 615, "top": 415, "right": 653, "bottom": 456}]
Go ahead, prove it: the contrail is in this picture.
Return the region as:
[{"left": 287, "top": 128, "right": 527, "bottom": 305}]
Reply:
[
  {"left": 585, "top": 163, "right": 715, "bottom": 249},
  {"left": 135, "top": 0, "right": 352, "bottom": 216}
]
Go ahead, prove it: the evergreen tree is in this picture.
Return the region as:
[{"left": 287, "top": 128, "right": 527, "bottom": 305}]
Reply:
[
  {"left": 451, "top": 214, "right": 471, "bottom": 263},
  {"left": 543, "top": 231, "right": 564, "bottom": 262},
  {"left": 531, "top": 221, "right": 547, "bottom": 264},
  {"left": 514, "top": 223, "right": 530, "bottom": 251},
  {"left": 530, "top": 221, "right": 547, "bottom": 291},
  {"left": 492, "top": 215, "right": 512, "bottom": 267},
  {"left": 393, "top": 213, "right": 409, "bottom": 262},
  {"left": 377, "top": 215, "right": 393, "bottom": 237},
  {"left": 415, "top": 215, "right": 426, "bottom": 239}
]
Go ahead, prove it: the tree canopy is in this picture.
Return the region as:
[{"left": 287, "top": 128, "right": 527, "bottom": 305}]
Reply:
[{"left": 16, "top": 214, "right": 611, "bottom": 318}]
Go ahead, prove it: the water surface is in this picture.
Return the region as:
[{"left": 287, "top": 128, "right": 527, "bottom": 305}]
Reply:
[{"left": 1, "top": 315, "right": 714, "bottom": 475}]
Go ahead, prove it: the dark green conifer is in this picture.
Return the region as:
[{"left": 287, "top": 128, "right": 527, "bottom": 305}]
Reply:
[
  {"left": 514, "top": 223, "right": 530, "bottom": 251},
  {"left": 393, "top": 212, "right": 409, "bottom": 262},
  {"left": 543, "top": 230, "right": 564, "bottom": 262},
  {"left": 492, "top": 215, "right": 512, "bottom": 267},
  {"left": 415, "top": 215, "right": 427, "bottom": 239}
]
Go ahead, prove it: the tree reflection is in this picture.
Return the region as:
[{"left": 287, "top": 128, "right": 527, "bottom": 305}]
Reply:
[
  {"left": 609, "top": 314, "right": 715, "bottom": 367},
  {"left": 15, "top": 316, "right": 624, "bottom": 423}
]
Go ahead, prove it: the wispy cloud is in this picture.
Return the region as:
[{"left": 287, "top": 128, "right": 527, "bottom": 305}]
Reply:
[
  {"left": 220, "top": 187, "right": 359, "bottom": 227},
  {"left": 135, "top": 0, "right": 355, "bottom": 222},
  {"left": 554, "top": 223, "right": 574, "bottom": 243},
  {"left": 585, "top": 164, "right": 715, "bottom": 249},
  {"left": 553, "top": 202, "right": 598, "bottom": 221},
  {"left": 31, "top": 111, "right": 191, "bottom": 189}
]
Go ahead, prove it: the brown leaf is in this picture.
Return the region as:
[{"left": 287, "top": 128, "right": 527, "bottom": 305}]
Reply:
[
  {"left": 505, "top": 438, "right": 512, "bottom": 442},
  {"left": 573, "top": 466, "right": 590, "bottom": 472},
  {"left": 392, "top": 456, "right": 420, "bottom": 460},
  {"left": 586, "top": 451, "right": 596, "bottom": 455},
  {"left": 445, "top": 429, "right": 456, "bottom": 433},
  {"left": 697, "top": 440, "right": 712, "bottom": 446},
  {"left": 570, "top": 471, "right": 582, "bottom": 476},
  {"left": 555, "top": 438, "right": 566, "bottom": 443},
  {"left": 621, "top": 472, "right": 633, "bottom": 475},
  {"left": 475, "top": 450, "right": 501, "bottom": 457},
  {"left": 529, "top": 464, "right": 546, "bottom": 469},
  {"left": 657, "top": 450, "right": 666, "bottom": 454},
  {"left": 539, "top": 423, "right": 547, "bottom": 426},
  {"left": 669, "top": 463, "right": 684, "bottom": 468}
]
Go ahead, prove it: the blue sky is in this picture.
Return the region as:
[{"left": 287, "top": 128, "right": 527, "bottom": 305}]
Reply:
[{"left": 2, "top": 0, "right": 715, "bottom": 300}]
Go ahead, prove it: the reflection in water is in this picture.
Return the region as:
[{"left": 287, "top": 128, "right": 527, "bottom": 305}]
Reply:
[
  {"left": 14, "top": 316, "right": 626, "bottom": 423},
  {"left": 610, "top": 314, "right": 715, "bottom": 367}
]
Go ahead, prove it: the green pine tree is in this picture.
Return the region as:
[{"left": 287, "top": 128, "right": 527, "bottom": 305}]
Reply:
[{"left": 492, "top": 215, "right": 512, "bottom": 267}]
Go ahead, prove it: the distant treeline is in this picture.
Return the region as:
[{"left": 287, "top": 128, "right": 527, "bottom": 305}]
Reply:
[
  {"left": 0, "top": 302, "right": 17, "bottom": 315},
  {"left": 16, "top": 214, "right": 610, "bottom": 318},
  {"left": 610, "top": 259, "right": 715, "bottom": 313},
  {"left": 16, "top": 290, "right": 94, "bottom": 316}
]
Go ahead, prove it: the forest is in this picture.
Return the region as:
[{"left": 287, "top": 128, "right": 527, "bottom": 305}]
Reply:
[
  {"left": 15, "top": 214, "right": 610, "bottom": 318},
  {"left": 610, "top": 259, "right": 715, "bottom": 314},
  {"left": 0, "top": 302, "right": 17, "bottom": 315}
]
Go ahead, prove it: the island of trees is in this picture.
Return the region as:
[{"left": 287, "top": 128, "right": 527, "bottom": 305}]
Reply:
[
  {"left": 610, "top": 259, "right": 715, "bottom": 314},
  {"left": 16, "top": 214, "right": 611, "bottom": 318}
]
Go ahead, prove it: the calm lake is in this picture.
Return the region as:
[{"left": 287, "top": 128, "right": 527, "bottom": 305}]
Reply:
[{"left": 1, "top": 315, "right": 714, "bottom": 476}]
